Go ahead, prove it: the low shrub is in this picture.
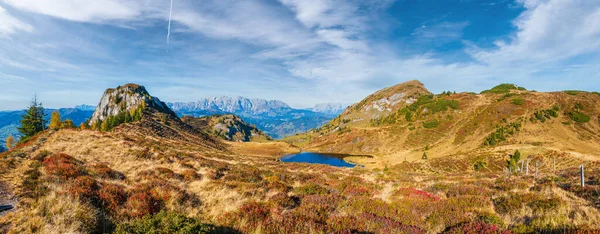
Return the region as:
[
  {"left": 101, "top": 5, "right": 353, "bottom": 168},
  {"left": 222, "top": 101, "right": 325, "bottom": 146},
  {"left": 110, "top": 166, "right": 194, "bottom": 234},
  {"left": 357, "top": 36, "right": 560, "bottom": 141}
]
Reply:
[
  {"left": 67, "top": 176, "right": 99, "bottom": 202},
  {"left": 87, "top": 163, "right": 125, "bottom": 180},
  {"left": 328, "top": 213, "right": 426, "bottom": 234},
  {"left": 493, "top": 194, "right": 523, "bottom": 214},
  {"left": 294, "top": 183, "right": 329, "bottom": 196},
  {"left": 270, "top": 193, "right": 299, "bottom": 209},
  {"left": 123, "top": 192, "right": 162, "bottom": 219},
  {"left": 43, "top": 153, "right": 85, "bottom": 180},
  {"left": 181, "top": 169, "right": 200, "bottom": 181},
  {"left": 477, "top": 213, "right": 504, "bottom": 227},
  {"left": 443, "top": 221, "right": 510, "bottom": 234},
  {"left": 115, "top": 211, "right": 215, "bottom": 234},
  {"left": 21, "top": 161, "right": 48, "bottom": 199},
  {"left": 396, "top": 187, "right": 441, "bottom": 201},
  {"left": 99, "top": 183, "right": 128, "bottom": 213},
  {"left": 569, "top": 112, "right": 590, "bottom": 123},
  {"left": 138, "top": 167, "right": 183, "bottom": 181},
  {"left": 511, "top": 97, "right": 524, "bottom": 105},
  {"left": 423, "top": 120, "right": 440, "bottom": 129}
]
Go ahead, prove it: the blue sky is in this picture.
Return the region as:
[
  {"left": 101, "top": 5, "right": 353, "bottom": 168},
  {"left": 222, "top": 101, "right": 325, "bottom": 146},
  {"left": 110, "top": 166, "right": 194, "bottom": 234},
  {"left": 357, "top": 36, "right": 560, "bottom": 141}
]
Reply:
[{"left": 0, "top": 0, "right": 599, "bottom": 110}]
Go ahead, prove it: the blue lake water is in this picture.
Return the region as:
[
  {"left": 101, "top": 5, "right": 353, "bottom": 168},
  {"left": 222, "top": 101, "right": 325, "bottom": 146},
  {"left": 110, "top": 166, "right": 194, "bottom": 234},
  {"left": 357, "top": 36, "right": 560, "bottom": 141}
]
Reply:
[{"left": 280, "top": 152, "right": 357, "bottom": 168}]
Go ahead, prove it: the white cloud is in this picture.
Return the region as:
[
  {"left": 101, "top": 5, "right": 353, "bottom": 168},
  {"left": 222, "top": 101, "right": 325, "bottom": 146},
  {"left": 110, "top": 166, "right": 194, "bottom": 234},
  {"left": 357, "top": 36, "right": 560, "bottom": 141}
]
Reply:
[
  {"left": 1, "top": 0, "right": 600, "bottom": 110},
  {"left": 3, "top": 0, "right": 140, "bottom": 22},
  {"left": 0, "top": 6, "right": 32, "bottom": 36},
  {"left": 471, "top": 0, "right": 600, "bottom": 66},
  {"left": 172, "top": 1, "right": 314, "bottom": 48}
]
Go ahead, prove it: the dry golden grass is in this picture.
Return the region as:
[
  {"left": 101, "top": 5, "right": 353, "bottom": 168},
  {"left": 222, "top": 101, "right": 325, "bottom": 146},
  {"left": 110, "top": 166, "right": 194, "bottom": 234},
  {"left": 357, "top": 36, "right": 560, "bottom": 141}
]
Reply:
[
  {"left": 226, "top": 141, "right": 300, "bottom": 158},
  {"left": 290, "top": 90, "right": 600, "bottom": 169},
  {"left": 1, "top": 122, "right": 600, "bottom": 233}
]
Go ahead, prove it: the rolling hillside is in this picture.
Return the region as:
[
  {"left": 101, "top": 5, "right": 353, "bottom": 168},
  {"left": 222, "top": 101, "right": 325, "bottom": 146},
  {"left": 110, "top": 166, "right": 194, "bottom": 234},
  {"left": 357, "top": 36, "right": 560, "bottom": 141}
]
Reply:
[
  {"left": 2, "top": 83, "right": 600, "bottom": 233},
  {"left": 287, "top": 80, "right": 600, "bottom": 167}
]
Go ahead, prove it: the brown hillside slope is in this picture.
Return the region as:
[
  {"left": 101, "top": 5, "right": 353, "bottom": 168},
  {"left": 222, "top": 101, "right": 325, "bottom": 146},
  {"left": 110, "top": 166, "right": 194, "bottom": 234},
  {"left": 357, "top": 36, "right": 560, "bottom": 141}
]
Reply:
[
  {"left": 1, "top": 83, "right": 600, "bottom": 233},
  {"left": 287, "top": 81, "right": 600, "bottom": 167}
]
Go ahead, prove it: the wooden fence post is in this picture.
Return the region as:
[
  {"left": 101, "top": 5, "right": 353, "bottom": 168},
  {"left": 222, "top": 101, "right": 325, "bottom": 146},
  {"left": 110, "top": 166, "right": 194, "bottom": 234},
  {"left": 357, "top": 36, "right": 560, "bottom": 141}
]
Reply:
[{"left": 581, "top": 164, "right": 585, "bottom": 188}]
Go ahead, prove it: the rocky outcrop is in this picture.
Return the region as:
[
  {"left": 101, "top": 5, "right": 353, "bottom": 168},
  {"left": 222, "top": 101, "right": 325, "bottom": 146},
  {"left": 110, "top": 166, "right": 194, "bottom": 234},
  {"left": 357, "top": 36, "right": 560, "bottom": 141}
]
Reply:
[
  {"left": 182, "top": 114, "right": 271, "bottom": 142},
  {"left": 88, "top": 84, "right": 174, "bottom": 125}
]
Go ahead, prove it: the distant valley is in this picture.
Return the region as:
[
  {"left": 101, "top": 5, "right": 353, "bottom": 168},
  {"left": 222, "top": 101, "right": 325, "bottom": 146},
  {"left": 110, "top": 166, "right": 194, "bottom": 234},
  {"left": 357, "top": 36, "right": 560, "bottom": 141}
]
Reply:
[{"left": 0, "top": 97, "right": 346, "bottom": 149}]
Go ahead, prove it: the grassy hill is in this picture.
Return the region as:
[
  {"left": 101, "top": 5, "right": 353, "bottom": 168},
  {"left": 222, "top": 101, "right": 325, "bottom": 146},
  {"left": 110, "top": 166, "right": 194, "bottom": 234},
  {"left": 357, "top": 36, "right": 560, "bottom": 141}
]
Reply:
[
  {"left": 1, "top": 83, "right": 600, "bottom": 233},
  {"left": 285, "top": 81, "right": 600, "bottom": 168}
]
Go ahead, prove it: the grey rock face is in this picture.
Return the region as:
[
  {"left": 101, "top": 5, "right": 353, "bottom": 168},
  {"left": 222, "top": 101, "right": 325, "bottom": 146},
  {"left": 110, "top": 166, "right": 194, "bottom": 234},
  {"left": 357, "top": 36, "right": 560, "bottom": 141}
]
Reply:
[
  {"left": 168, "top": 96, "right": 291, "bottom": 116},
  {"left": 88, "top": 84, "right": 171, "bottom": 125}
]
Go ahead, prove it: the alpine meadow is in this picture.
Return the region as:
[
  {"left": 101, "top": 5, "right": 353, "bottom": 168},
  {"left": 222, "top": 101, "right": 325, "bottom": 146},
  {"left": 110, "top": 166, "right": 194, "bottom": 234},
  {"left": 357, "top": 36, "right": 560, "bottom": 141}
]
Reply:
[{"left": 1, "top": 0, "right": 600, "bottom": 234}]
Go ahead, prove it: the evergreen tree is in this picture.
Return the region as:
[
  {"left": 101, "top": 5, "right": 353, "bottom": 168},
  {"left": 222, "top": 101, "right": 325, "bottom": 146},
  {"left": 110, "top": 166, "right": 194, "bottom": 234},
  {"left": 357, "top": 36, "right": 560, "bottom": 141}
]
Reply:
[
  {"left": 422, "top": 152, "right": 428, "bottom": 160},
  {"left": 49, "top": 111, "right": 62, "bottom": 130},
  {"left": 101, "top": 117, "right": 112, "bottom": 131},
  {"left": 18, "top": 96, "right": 47, "bottom": 142}
]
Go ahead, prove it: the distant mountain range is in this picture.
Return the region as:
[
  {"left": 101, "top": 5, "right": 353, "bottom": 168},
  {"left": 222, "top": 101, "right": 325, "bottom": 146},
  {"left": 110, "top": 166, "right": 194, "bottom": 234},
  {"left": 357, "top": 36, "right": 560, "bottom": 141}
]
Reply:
[
  {"left": 307, "top": 103, "right": 348, "bottom": 116},
  {"left": 0, "top": 97, "right": 346, "bottom": 148},
  {"left": 167, "top": 97, "right": 346, "bottom": 139}
]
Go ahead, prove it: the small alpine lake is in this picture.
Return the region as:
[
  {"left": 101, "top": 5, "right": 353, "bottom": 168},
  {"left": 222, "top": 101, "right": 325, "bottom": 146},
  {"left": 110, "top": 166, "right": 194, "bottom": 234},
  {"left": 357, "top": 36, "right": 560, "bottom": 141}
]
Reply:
[{"left": 280, "top": 152, "right": 372, "bottom": 168}]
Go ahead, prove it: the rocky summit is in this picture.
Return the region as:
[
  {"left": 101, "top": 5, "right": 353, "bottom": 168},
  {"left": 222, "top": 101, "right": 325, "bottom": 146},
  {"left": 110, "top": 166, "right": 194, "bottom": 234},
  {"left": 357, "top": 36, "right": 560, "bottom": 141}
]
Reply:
[{"left": 88, "top": 84, "right": 174, "bottom": 126}]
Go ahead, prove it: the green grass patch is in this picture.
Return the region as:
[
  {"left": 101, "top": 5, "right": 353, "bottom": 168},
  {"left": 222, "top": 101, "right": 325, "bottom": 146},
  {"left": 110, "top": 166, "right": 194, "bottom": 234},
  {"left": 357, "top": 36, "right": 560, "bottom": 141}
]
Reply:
[
  {"left": 481, "top": 83, "right": 526, "bottom": 94},
  {"left": 371, "top": 95, "right": 458, "bottom": 126},
  {"left": 563, "top": 90, "right": 585, "bottom": 95},
  {"left": 483, "top": 121, "right": 522, "bottom": 146},
  {"left": 569, "top": 112, "right": 590, "bottom": 123},
  {"left": 511, "top": 97, "right": 524, "bottom": 106},
  {"left": 422, "top": 119, "right": 440, "bottom": 129}
]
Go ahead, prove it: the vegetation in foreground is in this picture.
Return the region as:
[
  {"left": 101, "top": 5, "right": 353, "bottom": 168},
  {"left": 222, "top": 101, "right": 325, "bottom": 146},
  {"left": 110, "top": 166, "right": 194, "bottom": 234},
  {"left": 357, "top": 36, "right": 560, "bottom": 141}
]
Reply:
[
  {"left": 1, "top": 128, "right": 599, "bottom": 233},
  {"left": 1, "top": 82, "right": 599, "bottom": 234}
]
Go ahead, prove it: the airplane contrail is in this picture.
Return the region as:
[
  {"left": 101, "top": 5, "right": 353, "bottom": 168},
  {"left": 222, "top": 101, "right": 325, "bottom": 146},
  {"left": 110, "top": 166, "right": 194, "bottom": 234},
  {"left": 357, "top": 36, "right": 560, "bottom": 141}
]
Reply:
[{"left": 167, "top": 0, "right": 173, "bottom": 45}]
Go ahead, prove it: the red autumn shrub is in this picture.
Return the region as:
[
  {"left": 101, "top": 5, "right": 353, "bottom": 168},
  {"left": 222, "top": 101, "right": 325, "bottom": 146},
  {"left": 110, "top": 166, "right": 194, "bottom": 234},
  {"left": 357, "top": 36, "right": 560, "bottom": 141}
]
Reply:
[
  {"left": 67, "top": 176, "right": 99, "bottom": 201},
  {"left": 343, "top": 186, "right": 371, "bottom": 197},
  {"left": 396, "top": 187, "right": 441, "bottom": 201},
  {"left": 87, "top": 163, "right": 125, "bottom": 180},
  {"left": 138, "top": 167, "right": 182, "bottom": 181},
  {"left": 43, "top": 153, "right": 85, "bottom": 179},
  {"left": 99, "top": 183, "right": 128, "bottom": 213},
  {"left": 123, "top": 192, "right": 162, "bottom": 219},
  {"left": 270, "top": 193, "right": 299, "bottom": 209},
  {"left": 328, "top": 213, "right": 426, "bottom": 234},
  {"left": 239, "top": 202, "right": 270, "bottom": 224}
]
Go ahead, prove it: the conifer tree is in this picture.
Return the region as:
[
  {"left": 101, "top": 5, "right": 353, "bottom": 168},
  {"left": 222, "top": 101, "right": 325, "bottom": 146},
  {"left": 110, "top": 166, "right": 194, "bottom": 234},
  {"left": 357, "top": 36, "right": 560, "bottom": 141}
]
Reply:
[
  {"left": 422, "top": 152, "right": 428, "bottom": 160},
  {"left": 49, "top": 111, "right": 62, "bottom": 130},
  {"left": 18, "top": 95, "right": 47, "bottom": 142}
]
